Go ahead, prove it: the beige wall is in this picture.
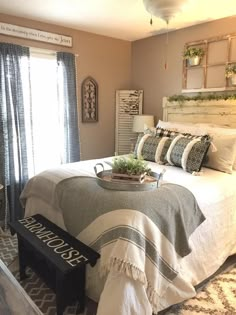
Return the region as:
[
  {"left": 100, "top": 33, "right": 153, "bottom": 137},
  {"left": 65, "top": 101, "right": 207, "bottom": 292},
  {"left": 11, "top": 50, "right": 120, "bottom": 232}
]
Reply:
[
  {"left": 131, "top": 16, "right": 236, "bottom": 124},
  {"left": 0, "top": 14, "right": 131, "bottom": 159},
  {"left": 2, "top": 14, "right": 236, "bottom": 159}
]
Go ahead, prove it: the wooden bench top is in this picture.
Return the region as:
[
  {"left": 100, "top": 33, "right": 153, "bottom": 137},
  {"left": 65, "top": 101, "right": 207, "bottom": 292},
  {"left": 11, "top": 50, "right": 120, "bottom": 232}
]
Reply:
[{"left": 9, "top": 214, "right": 100, "bottom": 274}]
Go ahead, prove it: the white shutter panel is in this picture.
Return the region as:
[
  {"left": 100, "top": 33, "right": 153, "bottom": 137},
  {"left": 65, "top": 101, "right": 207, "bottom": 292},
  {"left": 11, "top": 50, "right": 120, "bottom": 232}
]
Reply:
[{"left": 115, "top": 90, "right": 143, "bottom": 155}]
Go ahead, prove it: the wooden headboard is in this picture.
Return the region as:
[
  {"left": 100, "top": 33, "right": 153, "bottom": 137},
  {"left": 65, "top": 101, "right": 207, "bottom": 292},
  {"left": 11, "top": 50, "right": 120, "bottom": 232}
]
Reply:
[{"left": 162, "top": 97, "right": 236, "bottom": 128}]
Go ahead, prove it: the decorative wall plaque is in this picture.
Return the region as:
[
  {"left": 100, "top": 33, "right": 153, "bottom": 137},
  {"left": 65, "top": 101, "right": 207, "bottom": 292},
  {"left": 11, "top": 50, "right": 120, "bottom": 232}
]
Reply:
[
  {"left": 0, "top": 22, "right": 72, "bottom": 47},
  {"left": 81, "top": 77, "right": 98, "bottom": 122}
]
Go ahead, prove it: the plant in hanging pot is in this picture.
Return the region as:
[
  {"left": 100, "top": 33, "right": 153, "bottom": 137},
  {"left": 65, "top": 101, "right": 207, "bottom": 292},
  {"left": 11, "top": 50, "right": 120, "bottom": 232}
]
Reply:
[
  {"left": 225, "top": 64, "right": 236, "bottom": 86},
  {"left": 183, "top": 47, "right": 205, "bottom": 66}
]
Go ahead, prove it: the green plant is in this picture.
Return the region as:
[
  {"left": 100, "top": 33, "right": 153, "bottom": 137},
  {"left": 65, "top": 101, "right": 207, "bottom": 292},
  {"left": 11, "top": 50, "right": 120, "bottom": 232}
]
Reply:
[
  {"left": 168, "top": 93, "right": 236, "bottom": 103},
  {"left": 225, "top": 64, "right": 236, "bottom": 78},
  {"left": 112, "top": 155, "right": 151, "bottom": 176},
  {"left": 183, "top": 47, "right": 205, "bottom": 60}
]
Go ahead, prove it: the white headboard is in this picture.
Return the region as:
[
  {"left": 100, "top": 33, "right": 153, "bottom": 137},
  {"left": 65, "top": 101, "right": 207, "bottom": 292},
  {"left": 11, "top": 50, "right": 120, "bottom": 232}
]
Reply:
[{"left": 162, "top": 97, "right": 236, "bottom": 128}]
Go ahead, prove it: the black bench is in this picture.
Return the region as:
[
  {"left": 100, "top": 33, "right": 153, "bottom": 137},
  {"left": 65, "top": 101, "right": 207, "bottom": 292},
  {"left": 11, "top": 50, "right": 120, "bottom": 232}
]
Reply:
[{"left": 9, "top": 214, "right": 100, "bottom": 315}]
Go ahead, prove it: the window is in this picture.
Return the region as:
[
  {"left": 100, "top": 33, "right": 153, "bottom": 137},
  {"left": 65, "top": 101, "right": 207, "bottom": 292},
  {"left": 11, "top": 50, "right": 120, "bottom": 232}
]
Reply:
[{"left": 24, "top": 48, "right": 64, "bottom": 177}]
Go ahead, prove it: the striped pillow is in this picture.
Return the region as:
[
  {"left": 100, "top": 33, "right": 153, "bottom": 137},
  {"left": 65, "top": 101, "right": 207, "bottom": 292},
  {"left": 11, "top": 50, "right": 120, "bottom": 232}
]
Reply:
[
  {"left": 166, "top": 135, "right": 211, "bottom": 173},
  {"left": 135, "top": 134, "right": 172, "bottom": 163}
]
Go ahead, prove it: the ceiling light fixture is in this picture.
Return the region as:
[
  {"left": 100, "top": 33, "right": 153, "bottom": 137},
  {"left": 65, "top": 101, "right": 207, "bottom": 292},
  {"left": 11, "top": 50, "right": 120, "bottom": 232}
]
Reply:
[
  {"left": 143, "top": 0, "right": 188, "bottom": 70},
  {"left": 143, "top": 0, "right": 187, "bottom": 24}
]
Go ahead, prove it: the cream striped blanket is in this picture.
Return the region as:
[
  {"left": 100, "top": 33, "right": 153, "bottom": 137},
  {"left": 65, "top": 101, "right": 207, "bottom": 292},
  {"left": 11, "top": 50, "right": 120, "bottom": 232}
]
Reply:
[
  {"left": 55, "top": 176, "right": 205, "bottom": 313},
  {"left": 21, "top": 174, "right": 205, "bottom": 313}
]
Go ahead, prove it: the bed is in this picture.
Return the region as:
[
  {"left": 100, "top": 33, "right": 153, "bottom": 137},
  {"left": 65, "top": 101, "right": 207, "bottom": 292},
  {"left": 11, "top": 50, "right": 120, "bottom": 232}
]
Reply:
[{"left": 20, "top": 98, "right": 236, "bottom": 314}]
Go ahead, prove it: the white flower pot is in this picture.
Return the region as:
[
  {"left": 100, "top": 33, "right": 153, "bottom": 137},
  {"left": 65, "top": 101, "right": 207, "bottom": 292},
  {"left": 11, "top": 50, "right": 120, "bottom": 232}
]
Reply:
[{"left": 187, "top": 56, "right": 201, "bottom": 66}]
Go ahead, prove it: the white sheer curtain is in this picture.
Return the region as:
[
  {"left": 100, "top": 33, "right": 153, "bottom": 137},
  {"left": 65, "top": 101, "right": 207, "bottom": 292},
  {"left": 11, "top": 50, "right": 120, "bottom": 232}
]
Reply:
[{"left": 27, "top": 49, "right": 64, "bottom": 176}]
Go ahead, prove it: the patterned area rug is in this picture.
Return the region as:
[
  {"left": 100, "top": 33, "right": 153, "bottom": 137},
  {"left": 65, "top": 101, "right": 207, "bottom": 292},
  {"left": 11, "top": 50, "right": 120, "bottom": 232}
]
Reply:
[
  {"left": 13, "top": 268, "right": 98, "bottom": 315},
  {"left": 1, "top": 232, "right": 236, "bottom": 315},
  {"left": 164, "top": 266, "right": 236, "bottom": 315},
  {"left": 0, "top": 230, "right": 18, "bottom": 266}
]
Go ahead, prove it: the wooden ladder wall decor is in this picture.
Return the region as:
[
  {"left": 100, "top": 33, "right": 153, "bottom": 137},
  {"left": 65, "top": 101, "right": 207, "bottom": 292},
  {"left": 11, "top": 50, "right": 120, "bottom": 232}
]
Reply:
[{"left": 182, "top": 33, "right": 236, "bottom": 93}]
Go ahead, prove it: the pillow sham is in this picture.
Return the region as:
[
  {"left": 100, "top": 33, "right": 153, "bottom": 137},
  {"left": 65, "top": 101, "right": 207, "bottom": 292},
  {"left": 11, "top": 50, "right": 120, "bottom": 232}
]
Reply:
[
  {"left": 203, "top": 134, "right": 236, "bottom": 174},
  {"left": 166, "top": 135, "right": 211, "bottom": 174}
]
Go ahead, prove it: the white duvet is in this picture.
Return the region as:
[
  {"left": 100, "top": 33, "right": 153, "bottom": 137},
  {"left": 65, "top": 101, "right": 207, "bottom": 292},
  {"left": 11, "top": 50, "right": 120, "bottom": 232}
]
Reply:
[{"left": 23, "top": 157, "right": 236, "bottom": 314}]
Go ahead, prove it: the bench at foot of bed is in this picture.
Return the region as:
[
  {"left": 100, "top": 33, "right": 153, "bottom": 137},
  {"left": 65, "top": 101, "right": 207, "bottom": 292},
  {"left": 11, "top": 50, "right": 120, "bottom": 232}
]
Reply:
[{"left": 9, "top": 214, "right": 100, "bottom": 315}]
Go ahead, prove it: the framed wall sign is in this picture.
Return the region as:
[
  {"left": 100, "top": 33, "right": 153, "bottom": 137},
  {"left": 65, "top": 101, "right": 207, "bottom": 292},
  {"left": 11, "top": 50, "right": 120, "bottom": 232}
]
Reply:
[
  {"left": 81, "top": 76, "right": 98, "bottom": 122},
  {"left": 0, "top": 22, "right": 72, "bottom": 47}
]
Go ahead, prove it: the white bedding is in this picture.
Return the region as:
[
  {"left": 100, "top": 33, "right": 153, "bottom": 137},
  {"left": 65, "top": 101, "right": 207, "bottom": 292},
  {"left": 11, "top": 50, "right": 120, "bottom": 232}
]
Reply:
[{"left": 22, "top": 156, "right": 236, "bottom": 314}]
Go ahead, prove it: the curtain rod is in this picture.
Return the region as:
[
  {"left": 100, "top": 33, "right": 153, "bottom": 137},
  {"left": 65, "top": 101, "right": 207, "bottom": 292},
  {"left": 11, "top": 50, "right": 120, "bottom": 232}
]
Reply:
[
  {"left": 30, "top": 46, "right": 79, "bottom": 57},
  {"left": 0, "top": 42, "right": 78, "bottom": 57}
]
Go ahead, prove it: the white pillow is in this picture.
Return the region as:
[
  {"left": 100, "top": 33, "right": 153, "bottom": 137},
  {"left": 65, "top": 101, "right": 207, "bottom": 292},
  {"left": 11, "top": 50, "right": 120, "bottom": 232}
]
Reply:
[
  {"left": 204, "top": 134, "right": 236, "bottom": 174},
  {"left": 156, "top": 120, "right": 207, "bottom": 136},
  {"left": 157, "top": 120, "right": 195, "bottom": 129},
  {"left": 196, "top": 123, "right": 231, "bottom": 129},
  {"left": 201, "top": 126, "right": 236, "bottom": 170},
  {"left": 157, "top": 120, "right": 231, "bottom": 130}
]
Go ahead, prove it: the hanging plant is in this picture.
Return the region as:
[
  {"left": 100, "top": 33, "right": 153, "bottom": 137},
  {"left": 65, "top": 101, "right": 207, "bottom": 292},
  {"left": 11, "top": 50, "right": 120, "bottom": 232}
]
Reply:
[
  {"left": 183, "top": 47, "right": 205, "bottom": 59},
  {"left": 183, "top": 47, "right": 205, "bottom": 66},
  {"left": 168, "top": 93, "right": 236, "bottom": 103},
  {"left": 225, "top": 64, "right": 236, "bottom": 78}
]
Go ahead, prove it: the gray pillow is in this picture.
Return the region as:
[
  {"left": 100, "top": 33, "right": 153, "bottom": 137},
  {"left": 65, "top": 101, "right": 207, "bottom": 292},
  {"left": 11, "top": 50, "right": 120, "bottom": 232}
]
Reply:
[
  {"left": 166, "top": 135, "right": 211, "bottom": 173},
  {"left": 135, "top": 134, "right": 173, "bottom": 164}
]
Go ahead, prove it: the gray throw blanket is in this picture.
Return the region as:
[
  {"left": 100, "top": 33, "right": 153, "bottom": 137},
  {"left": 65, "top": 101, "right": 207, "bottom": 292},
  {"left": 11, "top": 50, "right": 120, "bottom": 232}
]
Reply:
[{"left": 55, "top": 176, "right": 205, "bottom": 258}]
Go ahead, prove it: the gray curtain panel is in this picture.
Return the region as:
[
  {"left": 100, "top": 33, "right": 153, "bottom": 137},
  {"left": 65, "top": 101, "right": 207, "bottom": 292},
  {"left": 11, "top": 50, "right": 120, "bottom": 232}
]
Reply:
[
  {"left": 0, "top": 45, "right": 80, "bottom": 223},
  {"left": 57, "top": 52, "right": 80, "bottom": 163},
  {"left": 0, "top": 43, "right": 31, "bottom": 222}
]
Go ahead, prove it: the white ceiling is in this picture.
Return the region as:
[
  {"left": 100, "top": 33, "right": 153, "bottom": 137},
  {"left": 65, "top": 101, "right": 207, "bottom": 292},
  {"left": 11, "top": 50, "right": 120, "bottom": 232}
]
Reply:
[{"left": 1, "top": 0, "right": 236, "bottom": 41}]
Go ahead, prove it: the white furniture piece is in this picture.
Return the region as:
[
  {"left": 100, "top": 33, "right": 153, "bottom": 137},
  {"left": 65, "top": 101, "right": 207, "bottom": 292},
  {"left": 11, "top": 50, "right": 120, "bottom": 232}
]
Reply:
[{"left": 115, "top": 90, "right": 143, "bottom": 155}]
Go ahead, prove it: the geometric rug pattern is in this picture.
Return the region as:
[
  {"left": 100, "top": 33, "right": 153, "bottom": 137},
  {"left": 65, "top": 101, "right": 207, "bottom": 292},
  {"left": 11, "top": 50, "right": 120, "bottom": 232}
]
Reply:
[
  {"left": 165, "top": 266, "right": 236, "bottom": 315},
  {"left": 13, "top": 268, "right": 98, "bottom": 315},
  {"left": 1, "top": 232, "right": 236, "bottom": 315},
  {"left": 0, "top": 231, "right": 18, "bottom": 266}
]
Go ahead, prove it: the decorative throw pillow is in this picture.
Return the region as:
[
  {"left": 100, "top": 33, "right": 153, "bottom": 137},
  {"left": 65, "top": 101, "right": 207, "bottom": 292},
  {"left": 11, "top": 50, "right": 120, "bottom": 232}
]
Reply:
[
  {"left": 166, "top": 135, "right": 211, "bottom": 173},
  {"left": 134, "top": 127, "right": 179, "bottom": 158},
  {"left": 144, "top": 126, "right": 180, "bottom": 138},
  {"left": 135, "top": 134, "right": 173, "bottom": 163},
  {"left": 133, "top": 133, "right": 143, "bottom": 157}
]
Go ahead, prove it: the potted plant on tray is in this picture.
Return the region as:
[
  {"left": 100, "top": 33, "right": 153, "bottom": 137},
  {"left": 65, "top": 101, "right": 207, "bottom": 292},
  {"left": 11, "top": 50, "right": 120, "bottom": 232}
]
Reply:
[
  {"left": 183, "top": 47, "right": 205, "bottom": 66},
  {"left": 111, "top": 155, "right": 152, "bottom": 183},
  {"left": 225, "top": 63, "right": 236, "bottom": 86}
]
